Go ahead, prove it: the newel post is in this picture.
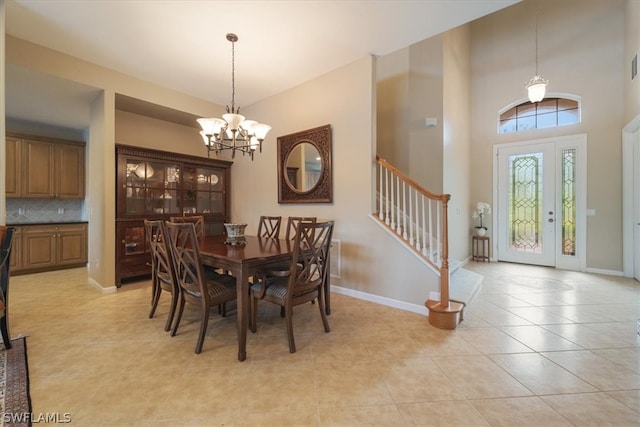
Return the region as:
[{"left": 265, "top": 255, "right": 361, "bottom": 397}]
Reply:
[{"left": 425, "top": 194, "right": 463, "bottom": 329}]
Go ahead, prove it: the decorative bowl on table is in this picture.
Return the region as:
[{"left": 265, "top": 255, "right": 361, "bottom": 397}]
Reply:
[{"left": 224, "top": 223, "right": 248, "bottom": 246}]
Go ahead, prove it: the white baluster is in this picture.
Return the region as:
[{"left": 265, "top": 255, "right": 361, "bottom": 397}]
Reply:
[
  {"left": 428, "top": 200, "right": 434, "bottom": 261},
  {"left": 409, "top": 187, "right": 414, "bottom": 246},
  {"left": 379, "top": 163, "right": 384, "bottom": 221},
  {"left": 402, "top": 182, "right": 408, "bottom": 240},
  {"left": 390, "top": 173, "right": 396, "bottom": 230},
  {"left": 396, "top": 175, "right": 401, "bottom": 234}
]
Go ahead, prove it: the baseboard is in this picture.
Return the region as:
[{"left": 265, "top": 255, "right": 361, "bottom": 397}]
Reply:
[
  {"left": 585, "top": 267, "right": 624, "bottom": 277},
  {"left": 88, "top": 277, "right": 117, "bottom": 294},
  {"left": 330, "top": 285, "right": 429, "bottom": 316},
  {"left": 330, "top": 267, "right": 483, "bottom": 317}
]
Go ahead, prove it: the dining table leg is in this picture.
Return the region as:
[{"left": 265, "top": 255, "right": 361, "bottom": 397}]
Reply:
[{"left": 235, "top": 265, "right": 249, "bottom": 361}]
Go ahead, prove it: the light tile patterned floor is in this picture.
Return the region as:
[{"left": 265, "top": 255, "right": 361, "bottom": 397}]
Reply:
[{"left": 7, "top": 262, "right": 640, "bottom": 426}]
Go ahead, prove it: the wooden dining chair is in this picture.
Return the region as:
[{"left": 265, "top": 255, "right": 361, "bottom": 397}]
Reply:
[
  {"left": 263, "top": 216, "right": 316, "bottom": 278},
  {"left": 169, "top": 215, "right": 205, "bottom": 239},
  {"left": 285, "top": 216, "right": 317, "bottom": 240},
  {"left": 250, "top": 220, "right": 334, "bottom": 353},
  {"left": 0, "top": 227, "right": 16, "bottom": 349},
  {"left": 165, "top": 221, "right": 237, "bottom": 354},
  {"left": 144, "top": 220, "right": 179, "bottom": 332},
  {"left": 257, "top": 216, "right": 282, "bottom": 239}
]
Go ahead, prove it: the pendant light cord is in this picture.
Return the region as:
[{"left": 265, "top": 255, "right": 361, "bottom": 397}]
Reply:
[{"left": 534, "top": 2, "right": 540, "bottom": 76}]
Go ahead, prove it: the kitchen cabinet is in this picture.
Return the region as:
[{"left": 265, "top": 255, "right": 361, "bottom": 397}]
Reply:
[
  {"left": 9, "top": 226, "right": 22, "bottom": 272},
  {"left": 5, "top": 136, "right": 21, "bottom": 197},
  {"left": 115, "top": 145, "right": 231, "bottom": 286},
  {"left": 18, "top": 223, "right": 88, "bottom": 274},
  {"left": 6, "top": 134, "right": 85, "bottom": 199}
]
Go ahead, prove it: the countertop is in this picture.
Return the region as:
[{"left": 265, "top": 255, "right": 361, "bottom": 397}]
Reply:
[{"left": 6, "top": 221, "right": 89, "bottom": 226}]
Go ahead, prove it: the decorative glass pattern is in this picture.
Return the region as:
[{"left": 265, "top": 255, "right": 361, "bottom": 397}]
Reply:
[
  {"left": 562, "top": 149, "right": 576, "bottom": 256},
  {"left": 509, "top": 153, "right": 543, "bottom": 253},
  {"left": 499, "top": 97, "right": 580, "bottom": 134}
]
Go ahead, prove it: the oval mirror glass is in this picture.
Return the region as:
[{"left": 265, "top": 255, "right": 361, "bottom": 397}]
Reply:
[{"left": 284, "top": 142, "right": 322, "bottom": 193}]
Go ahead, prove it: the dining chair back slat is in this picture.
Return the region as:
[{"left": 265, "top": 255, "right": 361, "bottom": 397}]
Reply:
[
  {"left": 285, "top": 216, "right": 316, "bottom": 240},
  {"left": 169, "top": 215, "right": 205, "bottom": 239},
  {"left": 257, "top": 216, "right": 282, "bottom": 239}
]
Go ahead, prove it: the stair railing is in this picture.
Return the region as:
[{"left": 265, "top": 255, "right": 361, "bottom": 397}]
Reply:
[{"left": 376, "top": 156, "right": 459, "bottom": 326}]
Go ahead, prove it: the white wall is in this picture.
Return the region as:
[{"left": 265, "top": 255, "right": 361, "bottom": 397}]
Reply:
[
  {"left": 470, "top": 0, "right": 626, "bottom": 271},
  {"left": 624, "top": 0, "right": 640, "bottom": 123}
]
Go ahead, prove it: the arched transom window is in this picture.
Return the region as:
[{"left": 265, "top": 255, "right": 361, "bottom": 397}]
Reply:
[{"left": 499, "top": 96, "right": 580, "bottom": 134}]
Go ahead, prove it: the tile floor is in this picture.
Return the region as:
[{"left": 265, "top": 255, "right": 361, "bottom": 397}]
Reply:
[{"left": 7, "top": 262, "right": 640, "bottom": 426}]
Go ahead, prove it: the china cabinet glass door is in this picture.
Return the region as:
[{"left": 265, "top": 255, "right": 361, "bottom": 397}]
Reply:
[
  {"left": 181, "top": 166, "right": 226, "bottom": 216},
  {"left": 124, "top": 158, "right": 181, "bottom": 216}
]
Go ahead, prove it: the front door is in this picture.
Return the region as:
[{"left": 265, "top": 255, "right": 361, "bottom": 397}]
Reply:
[{"left": 495, "top": 135, "right": 585, "bottom": 269}]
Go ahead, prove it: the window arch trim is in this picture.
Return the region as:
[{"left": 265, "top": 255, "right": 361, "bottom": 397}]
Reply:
[{"left": 497, "top": 93, "right": 581, "bottom": 134}]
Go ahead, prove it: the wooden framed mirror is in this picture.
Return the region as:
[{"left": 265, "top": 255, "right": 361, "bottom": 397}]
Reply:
[{"left": 277, "top": 124, "right": 332, "bottom": 203}]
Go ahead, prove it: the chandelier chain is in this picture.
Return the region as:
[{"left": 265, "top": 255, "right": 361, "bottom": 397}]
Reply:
[{"left": 230, "top": 38, "right": 236, "bottom": 113}]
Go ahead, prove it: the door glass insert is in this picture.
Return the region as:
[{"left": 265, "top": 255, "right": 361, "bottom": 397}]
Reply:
[
  {"left": 509, "top": 153, "right": 543, "bottom": 254},
  {"left": 562, "top": 148, "right": 576, "bottom": 256}
]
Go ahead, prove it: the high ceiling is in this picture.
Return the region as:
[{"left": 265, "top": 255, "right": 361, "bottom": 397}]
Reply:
[{"left": 5, "top": 0, "right": 520, "bottom": 130}]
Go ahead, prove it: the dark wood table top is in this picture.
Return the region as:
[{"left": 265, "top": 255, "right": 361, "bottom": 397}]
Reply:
[{"left": 198, "top": 235, "right": 293, "bottom": 263}]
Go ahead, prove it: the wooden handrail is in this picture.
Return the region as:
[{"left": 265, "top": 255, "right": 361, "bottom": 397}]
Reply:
[{"left": 377, "top": 156, "right": 450, "bottom": 204}]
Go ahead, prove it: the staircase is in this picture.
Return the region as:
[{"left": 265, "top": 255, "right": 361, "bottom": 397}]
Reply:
[{"left": 374, "top": 156, "right": 463, "bottom": 329}]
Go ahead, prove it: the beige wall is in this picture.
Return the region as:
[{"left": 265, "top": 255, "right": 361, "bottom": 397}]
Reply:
[
  {"left": 624, "top": 0, "right": 640, "bottom": 123},
  {"left": 376, "top": 48, "right": 410, "bottom": 169},
  {"left": 116, "top": 56, "right": 442, "bottom": 305},
  {"left": 5, "top": 35, "right": 227, "bottom": 289},
  {"left": 470, "top": 0, "right": 626, "bottom": 271},
  {"left": 443, "top": 25, "right": 472, "bottom": 262},
  {"left": 5, "top": 33, "right": 444, "bottom": 304},
  {"left": 376, "top": 36, "right": 444, "bottom": 193},
  {"left": 238, "top": 57, "right": 440, "bottom": 305},
  {"left": 377, "top": 26, "right": 472, "bottom": 263},
  {"left": 0, "top": 0, "right": 6, "bottom": 224}
]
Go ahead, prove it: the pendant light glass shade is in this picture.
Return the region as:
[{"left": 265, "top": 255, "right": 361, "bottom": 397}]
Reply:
[{"left": 526, "top": 75, "right": 548, "bottom": 103}]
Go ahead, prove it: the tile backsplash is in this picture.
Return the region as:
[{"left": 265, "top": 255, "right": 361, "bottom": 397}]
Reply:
[{"left": 6, "top": 198, "right": 86, "bottom": 224}]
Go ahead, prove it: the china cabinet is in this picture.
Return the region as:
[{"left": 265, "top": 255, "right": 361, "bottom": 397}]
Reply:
[{"left": 115, "top": 145, "right": 232, "bottom": 286}]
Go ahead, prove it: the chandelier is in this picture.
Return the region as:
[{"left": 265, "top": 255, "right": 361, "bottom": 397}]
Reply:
[
  {"left": 525, "top": 3, "right": 548, "bottom": 103},
  {"left": 197, "top": 33, "right": 271, "bottom": 160}
]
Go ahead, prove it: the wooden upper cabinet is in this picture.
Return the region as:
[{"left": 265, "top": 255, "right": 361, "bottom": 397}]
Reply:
[
  {"left": 54, "top": 143, "right": 85, "bottom": 198},
  {"left": 7, "top": 134, "right": 85, "bottom": 199},
  {"left": 5, "top": 137, "right": 21, "bottom": 197},
  {"left": 21, "top": 139, "right": 55, "bottom": 198}
]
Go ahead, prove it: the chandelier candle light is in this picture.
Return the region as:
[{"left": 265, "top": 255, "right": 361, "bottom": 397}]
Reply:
[
  {"left": 198, "top": 33, "right": 271, "bottom": 160},
  {"left": 526, "top": 2, "right": 548, "bottom": 103}
]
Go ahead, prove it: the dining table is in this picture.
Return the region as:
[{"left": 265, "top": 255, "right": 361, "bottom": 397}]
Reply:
[{"left": 198, "top": 234, "right": 332, "bottom": 361}]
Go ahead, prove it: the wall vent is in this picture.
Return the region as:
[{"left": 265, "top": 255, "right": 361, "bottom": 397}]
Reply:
[{"left": 330, "top": 239, "right": 341, "bottom": 279}]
